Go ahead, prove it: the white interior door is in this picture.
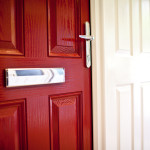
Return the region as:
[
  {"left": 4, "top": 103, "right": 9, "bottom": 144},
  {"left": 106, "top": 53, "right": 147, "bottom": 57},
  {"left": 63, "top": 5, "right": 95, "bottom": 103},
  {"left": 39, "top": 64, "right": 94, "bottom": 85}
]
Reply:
[{"left": 91, "top": 0, "right": 150, "bottom": 149}]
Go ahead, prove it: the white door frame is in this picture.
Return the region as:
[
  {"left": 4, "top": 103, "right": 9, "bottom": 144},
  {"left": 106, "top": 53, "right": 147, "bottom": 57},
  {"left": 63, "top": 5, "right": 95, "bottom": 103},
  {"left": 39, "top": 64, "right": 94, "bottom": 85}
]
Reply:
[{"left": 90, "top": 0, "right": 103, "bottom": 149}]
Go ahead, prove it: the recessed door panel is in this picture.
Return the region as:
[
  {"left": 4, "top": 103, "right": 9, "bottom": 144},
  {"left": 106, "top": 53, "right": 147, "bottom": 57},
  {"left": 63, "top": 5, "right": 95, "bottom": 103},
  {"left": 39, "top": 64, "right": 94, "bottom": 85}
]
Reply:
[
  {"left": 48, "top": 0, "right": 81, "bottom": 57},
  {"left": 50, "top": 93, "right": 82, "bottom": 150},
  {"left": 0, "top": 99, "right": 27, "bottom": 150},
  {"left": 0, "top": 0, "right": 24, "bottom": 55}
]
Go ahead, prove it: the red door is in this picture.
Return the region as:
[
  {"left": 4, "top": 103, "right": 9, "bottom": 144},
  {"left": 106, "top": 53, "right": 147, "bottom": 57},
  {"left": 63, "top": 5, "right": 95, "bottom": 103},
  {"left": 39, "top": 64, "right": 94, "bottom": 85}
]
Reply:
[{"left": 0, "top": 0, "right": 92, "bottom": 150}]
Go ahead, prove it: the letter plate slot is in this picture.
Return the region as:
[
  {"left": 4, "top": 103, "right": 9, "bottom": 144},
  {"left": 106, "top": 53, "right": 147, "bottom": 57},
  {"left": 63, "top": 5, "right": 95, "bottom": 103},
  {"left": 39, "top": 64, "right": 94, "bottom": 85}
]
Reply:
[{"left": 6, "top": 68, "right": 65, "bottom": 87}]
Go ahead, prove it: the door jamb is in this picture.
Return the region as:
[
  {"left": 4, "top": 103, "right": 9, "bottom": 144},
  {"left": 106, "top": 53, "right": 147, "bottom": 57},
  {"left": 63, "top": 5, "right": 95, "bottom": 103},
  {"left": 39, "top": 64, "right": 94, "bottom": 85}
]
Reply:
[{"left": 90, "top": 0, "right": 104, "bottom": 149}]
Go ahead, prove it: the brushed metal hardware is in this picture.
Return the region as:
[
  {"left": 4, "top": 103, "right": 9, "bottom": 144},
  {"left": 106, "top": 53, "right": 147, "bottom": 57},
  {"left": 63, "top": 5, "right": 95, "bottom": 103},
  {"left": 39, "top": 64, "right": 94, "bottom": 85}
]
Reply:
[
  {"left": 79, "top": 35, "right": 94, "bottom": 41},
  {"left": 6, "top": 68, "right": 65, "bottom": 87},
  {"left": 79, "top": 21, "right": 94, "bottom": 68}
]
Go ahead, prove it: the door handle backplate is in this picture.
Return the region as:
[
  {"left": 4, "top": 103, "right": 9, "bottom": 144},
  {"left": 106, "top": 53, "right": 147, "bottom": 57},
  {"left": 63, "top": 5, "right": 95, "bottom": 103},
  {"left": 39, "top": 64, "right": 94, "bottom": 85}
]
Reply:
[{"left": 79, "top": 21, "right": 94, "bottom": 68}]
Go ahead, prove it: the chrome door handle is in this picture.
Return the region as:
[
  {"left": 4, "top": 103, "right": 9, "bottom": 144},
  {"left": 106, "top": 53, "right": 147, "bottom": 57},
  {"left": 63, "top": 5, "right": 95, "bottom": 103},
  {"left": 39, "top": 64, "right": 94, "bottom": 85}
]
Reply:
[
  {"left": 79, "top": 35, "right": 94, "bottom": 41},
  {"left": 79, "top": 21, "right": 94, "bottom": 68}
]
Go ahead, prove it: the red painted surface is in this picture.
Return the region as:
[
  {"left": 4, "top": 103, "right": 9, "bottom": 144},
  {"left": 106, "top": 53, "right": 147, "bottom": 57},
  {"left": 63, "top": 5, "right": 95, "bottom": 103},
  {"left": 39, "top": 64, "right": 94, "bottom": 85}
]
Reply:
[
  {"left": 0, "top": 0, "right": 92, "bottom": 149},
  {"left": 0, "top": 0, "right": 24, "bottom": 55},
  {"left": 0, "top": 100, "right": 27, "bottom": 150},
  {"left": 50, "top": 93, "right": 83, "bottom": 150},
  {"left": 48, "top": 0, "right": 81, "bottom": 57}
]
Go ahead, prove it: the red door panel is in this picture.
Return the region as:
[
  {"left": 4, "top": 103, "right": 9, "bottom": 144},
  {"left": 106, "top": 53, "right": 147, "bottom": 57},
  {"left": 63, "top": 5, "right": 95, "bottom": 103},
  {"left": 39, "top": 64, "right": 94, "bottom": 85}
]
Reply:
[
  {"left": 50, "top": 93, "right": 83, "bottom": 150},
  {"left": 48, "top": 0, "right": 80, "bottom": 57},
  {"left": 0, "top": 100, "right": 27, "bottom": 150},
  {"left": 0, "top": 0, "right": 24, "bottom": 55},
  {"left": 0, "top": 0, "right": 92, "bottom": 150}
]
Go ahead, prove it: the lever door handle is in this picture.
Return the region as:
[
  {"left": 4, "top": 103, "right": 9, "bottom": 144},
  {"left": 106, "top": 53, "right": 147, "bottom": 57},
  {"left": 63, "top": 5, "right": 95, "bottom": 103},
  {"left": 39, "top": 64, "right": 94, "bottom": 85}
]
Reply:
[
  {"left": 79, "top": 35, "right": 94, "bottom": 41},
  {"left": 79, "top": 21, "right": 94, "bottom": 68}
]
